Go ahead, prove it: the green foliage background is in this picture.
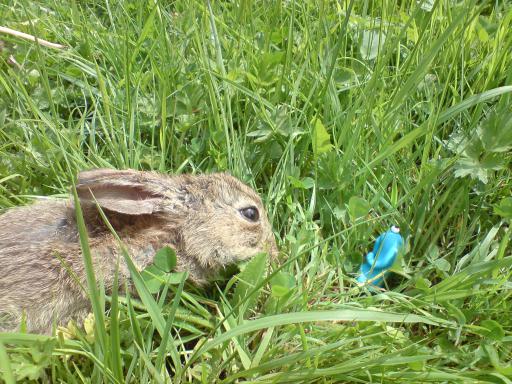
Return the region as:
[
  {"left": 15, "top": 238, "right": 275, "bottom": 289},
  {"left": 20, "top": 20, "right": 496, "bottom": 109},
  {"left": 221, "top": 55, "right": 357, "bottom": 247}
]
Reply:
[{"left": 1, "top": 0, "right": 512, "bottom": 382}]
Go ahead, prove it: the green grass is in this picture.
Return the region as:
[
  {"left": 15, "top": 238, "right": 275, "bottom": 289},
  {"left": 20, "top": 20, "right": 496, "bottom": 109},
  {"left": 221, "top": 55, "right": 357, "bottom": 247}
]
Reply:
[{"left": 1, "top": 0, "right": 512, "bottom": 382}]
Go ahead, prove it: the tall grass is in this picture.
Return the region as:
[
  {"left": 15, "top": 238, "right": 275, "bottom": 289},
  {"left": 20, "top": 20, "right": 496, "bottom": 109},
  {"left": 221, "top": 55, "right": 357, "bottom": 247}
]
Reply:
[{"left": 1, "top": 0, "right": 512, "bottom": 382}]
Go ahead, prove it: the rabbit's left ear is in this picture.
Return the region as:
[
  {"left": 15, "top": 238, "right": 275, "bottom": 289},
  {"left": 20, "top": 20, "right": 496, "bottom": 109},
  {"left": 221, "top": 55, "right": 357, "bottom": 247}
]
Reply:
[{"left": 76, "top": 168, "right": 165, "bottom": 215}]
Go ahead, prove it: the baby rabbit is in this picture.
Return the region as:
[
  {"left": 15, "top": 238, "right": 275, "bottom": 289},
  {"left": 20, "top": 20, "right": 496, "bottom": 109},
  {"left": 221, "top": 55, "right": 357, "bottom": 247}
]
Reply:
[{"left": 0, "top": 169, "right": 277, "bottom": 334}]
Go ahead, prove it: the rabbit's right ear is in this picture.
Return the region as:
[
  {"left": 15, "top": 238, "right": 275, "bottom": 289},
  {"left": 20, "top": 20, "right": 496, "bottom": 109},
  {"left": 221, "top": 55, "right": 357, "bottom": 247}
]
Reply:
[{"left": 76, "top": 169, "right": 165, "bottom": 215}]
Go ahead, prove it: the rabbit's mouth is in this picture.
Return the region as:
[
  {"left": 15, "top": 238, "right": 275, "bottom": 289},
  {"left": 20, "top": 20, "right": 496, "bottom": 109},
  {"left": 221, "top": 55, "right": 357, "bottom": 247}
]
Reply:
[
  {"left": 204, "top": 250, "right": 250, "bottom": 276},
  {"left": 185, "top": 257, "right": 241, "bottom": 284},
  {"left": 214, "top": 262, "right": 242, "bottom": 281}
]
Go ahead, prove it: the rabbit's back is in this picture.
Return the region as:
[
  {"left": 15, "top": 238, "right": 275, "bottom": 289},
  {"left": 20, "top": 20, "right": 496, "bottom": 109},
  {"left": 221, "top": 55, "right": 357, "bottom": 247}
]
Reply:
[
  {"left": 0, "top": 199, "right": 76, "bottom": 246},
  {"left": 0, "top": 199, "right": 86, "bottom": 333},
  {"left": 0, "top": 197, "right": 155, "bottom": 333}
]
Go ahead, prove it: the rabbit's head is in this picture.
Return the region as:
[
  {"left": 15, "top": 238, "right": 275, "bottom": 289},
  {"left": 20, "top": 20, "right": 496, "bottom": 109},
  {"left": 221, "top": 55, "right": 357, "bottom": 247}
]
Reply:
[{"left": 76, "top": 169, "right": 277, "bottom": 280}]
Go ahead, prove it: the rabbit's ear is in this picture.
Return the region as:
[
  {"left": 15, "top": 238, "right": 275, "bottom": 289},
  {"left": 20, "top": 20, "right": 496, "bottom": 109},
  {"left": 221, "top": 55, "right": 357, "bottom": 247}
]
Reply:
[{"left": 76, "top": 169, "right": 164, "bottom": 215}]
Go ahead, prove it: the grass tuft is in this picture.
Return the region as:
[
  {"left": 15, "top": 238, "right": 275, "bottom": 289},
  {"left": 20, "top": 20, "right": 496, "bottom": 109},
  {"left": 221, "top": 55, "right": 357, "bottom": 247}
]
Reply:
[{"left": 1, "top": 0, "right": 512, "bottom": 382}]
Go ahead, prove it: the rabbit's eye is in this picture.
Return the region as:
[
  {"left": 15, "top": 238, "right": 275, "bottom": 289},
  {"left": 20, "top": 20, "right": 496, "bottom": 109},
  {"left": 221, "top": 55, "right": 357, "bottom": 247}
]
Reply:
[{"left": 240, "top": 206, "right": 259, "bottom": 222}]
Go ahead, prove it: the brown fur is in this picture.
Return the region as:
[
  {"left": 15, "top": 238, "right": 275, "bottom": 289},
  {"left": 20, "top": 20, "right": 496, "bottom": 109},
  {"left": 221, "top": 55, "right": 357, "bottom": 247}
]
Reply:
[{"left": 0, "top": 169, "right": 277, "bottom": 334}]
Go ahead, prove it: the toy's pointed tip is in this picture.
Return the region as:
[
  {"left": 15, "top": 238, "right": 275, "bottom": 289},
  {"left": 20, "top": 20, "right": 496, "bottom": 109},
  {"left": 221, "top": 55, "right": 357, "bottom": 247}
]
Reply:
[{"left": 391, "top": 225, "right": 400, "bottom": 233}]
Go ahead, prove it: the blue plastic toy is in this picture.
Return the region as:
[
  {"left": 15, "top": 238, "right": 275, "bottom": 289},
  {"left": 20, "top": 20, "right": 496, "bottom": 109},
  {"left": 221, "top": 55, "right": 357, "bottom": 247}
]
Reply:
[{"left": 357, "top": 226, "right": 404, "bottom": 287}]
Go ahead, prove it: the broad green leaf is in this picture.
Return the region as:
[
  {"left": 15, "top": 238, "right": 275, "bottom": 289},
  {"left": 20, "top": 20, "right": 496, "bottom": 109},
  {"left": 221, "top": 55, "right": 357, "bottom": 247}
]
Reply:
[
  {"left": 433, "top": 258, "right": 451, "bottom": 272},
  {"left": 142, "top": 265, "right": 186, "bottom": 293},
  {"left": 453, "top": 157, "right": 489, "bottom": 183},
  {"left": 164, "top": 272, "right": 188, "bottom": 285},
  {"left": 270, "top": 272, "right": 296, "bottom": 298},
  {"left": 261, "top": 51, "right": 285, "bottom": 68},
  {"left": 153, "top": 246, "right": 177, "bottom": 272},
  {"left": 480, "top": 319, "right": 505, "bottom": 341},
  {"left": 360, "top": 30, "right": 386, "bottom": 61},
  {"left": 494, "top": 197, "right": 512, "bottom": 219},
  {"left": 311, "top": 118, "right": 332, "bottom": 157},
  {"left": 406, "top": 19, "right": 419, "bottom": 43},
  {"left": 348, "top": 196, "right": 370, "bottom": 221},
  {"left": 415, "top": 277, "right": 432, "bottom": 291},
  {"left": 141, "top": 265, "right": 165, "bottom": 294},
  {"left": 12, "top": 362, "right": 41, "bottom": 381},
  {"left": 287, "top": 176, "right": 315, "bottom": 190},
  {"left": 480, "top": 111, "right": 512, "bottom": 153},
  {"left": 475, "top": 20, "right": 489, "bottom": 42},
  {"left": 444, "top": 302, "right": 466, "bottom": 325},
  {"left": 453, "top": 152, "right": 506, "bottom": 184},
  {"left": 301, "top": 177, "right": 315, "bottom": 189},
  {"left": 484, "top": 344, "right": 512, "bottom": 375},
  {"left": 334, "top": 67, "right": 355, "bottom": 85},
  {"left": 232, "top": 252, "right": 268, "bottom": 316},
  {"left": 480, "top": 153, "right": 507, "bottom": 170},
  {"left": 246, "top": 128, "right": 273, "bottom": 141},
  {"left": 419, "top": 0, "right": 435, "bottom": 11},
  {"left": 407, "top": 359, "right": 425, "bottom": 371},
  {"left": 141, "top": 246, "right": 179, "bottom": 293}
]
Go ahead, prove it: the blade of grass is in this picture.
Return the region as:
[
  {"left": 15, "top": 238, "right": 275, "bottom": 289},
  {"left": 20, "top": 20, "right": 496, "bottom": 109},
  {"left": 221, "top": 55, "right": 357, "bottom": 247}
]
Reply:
[
  {"left": 155, "top": 272, "right": 188, "bottom": 377},
  {"left": 196, "top": 308, "right": 453, "bottom": 357},
  {"left": 71, "top": 185, "right": 108, "bottom": 355},
  {"left": 0, "top": 342, "right": 15, "bottom": 384},
  {"left": 109, "top": 263, "right": 124, "bottom": 383}
]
